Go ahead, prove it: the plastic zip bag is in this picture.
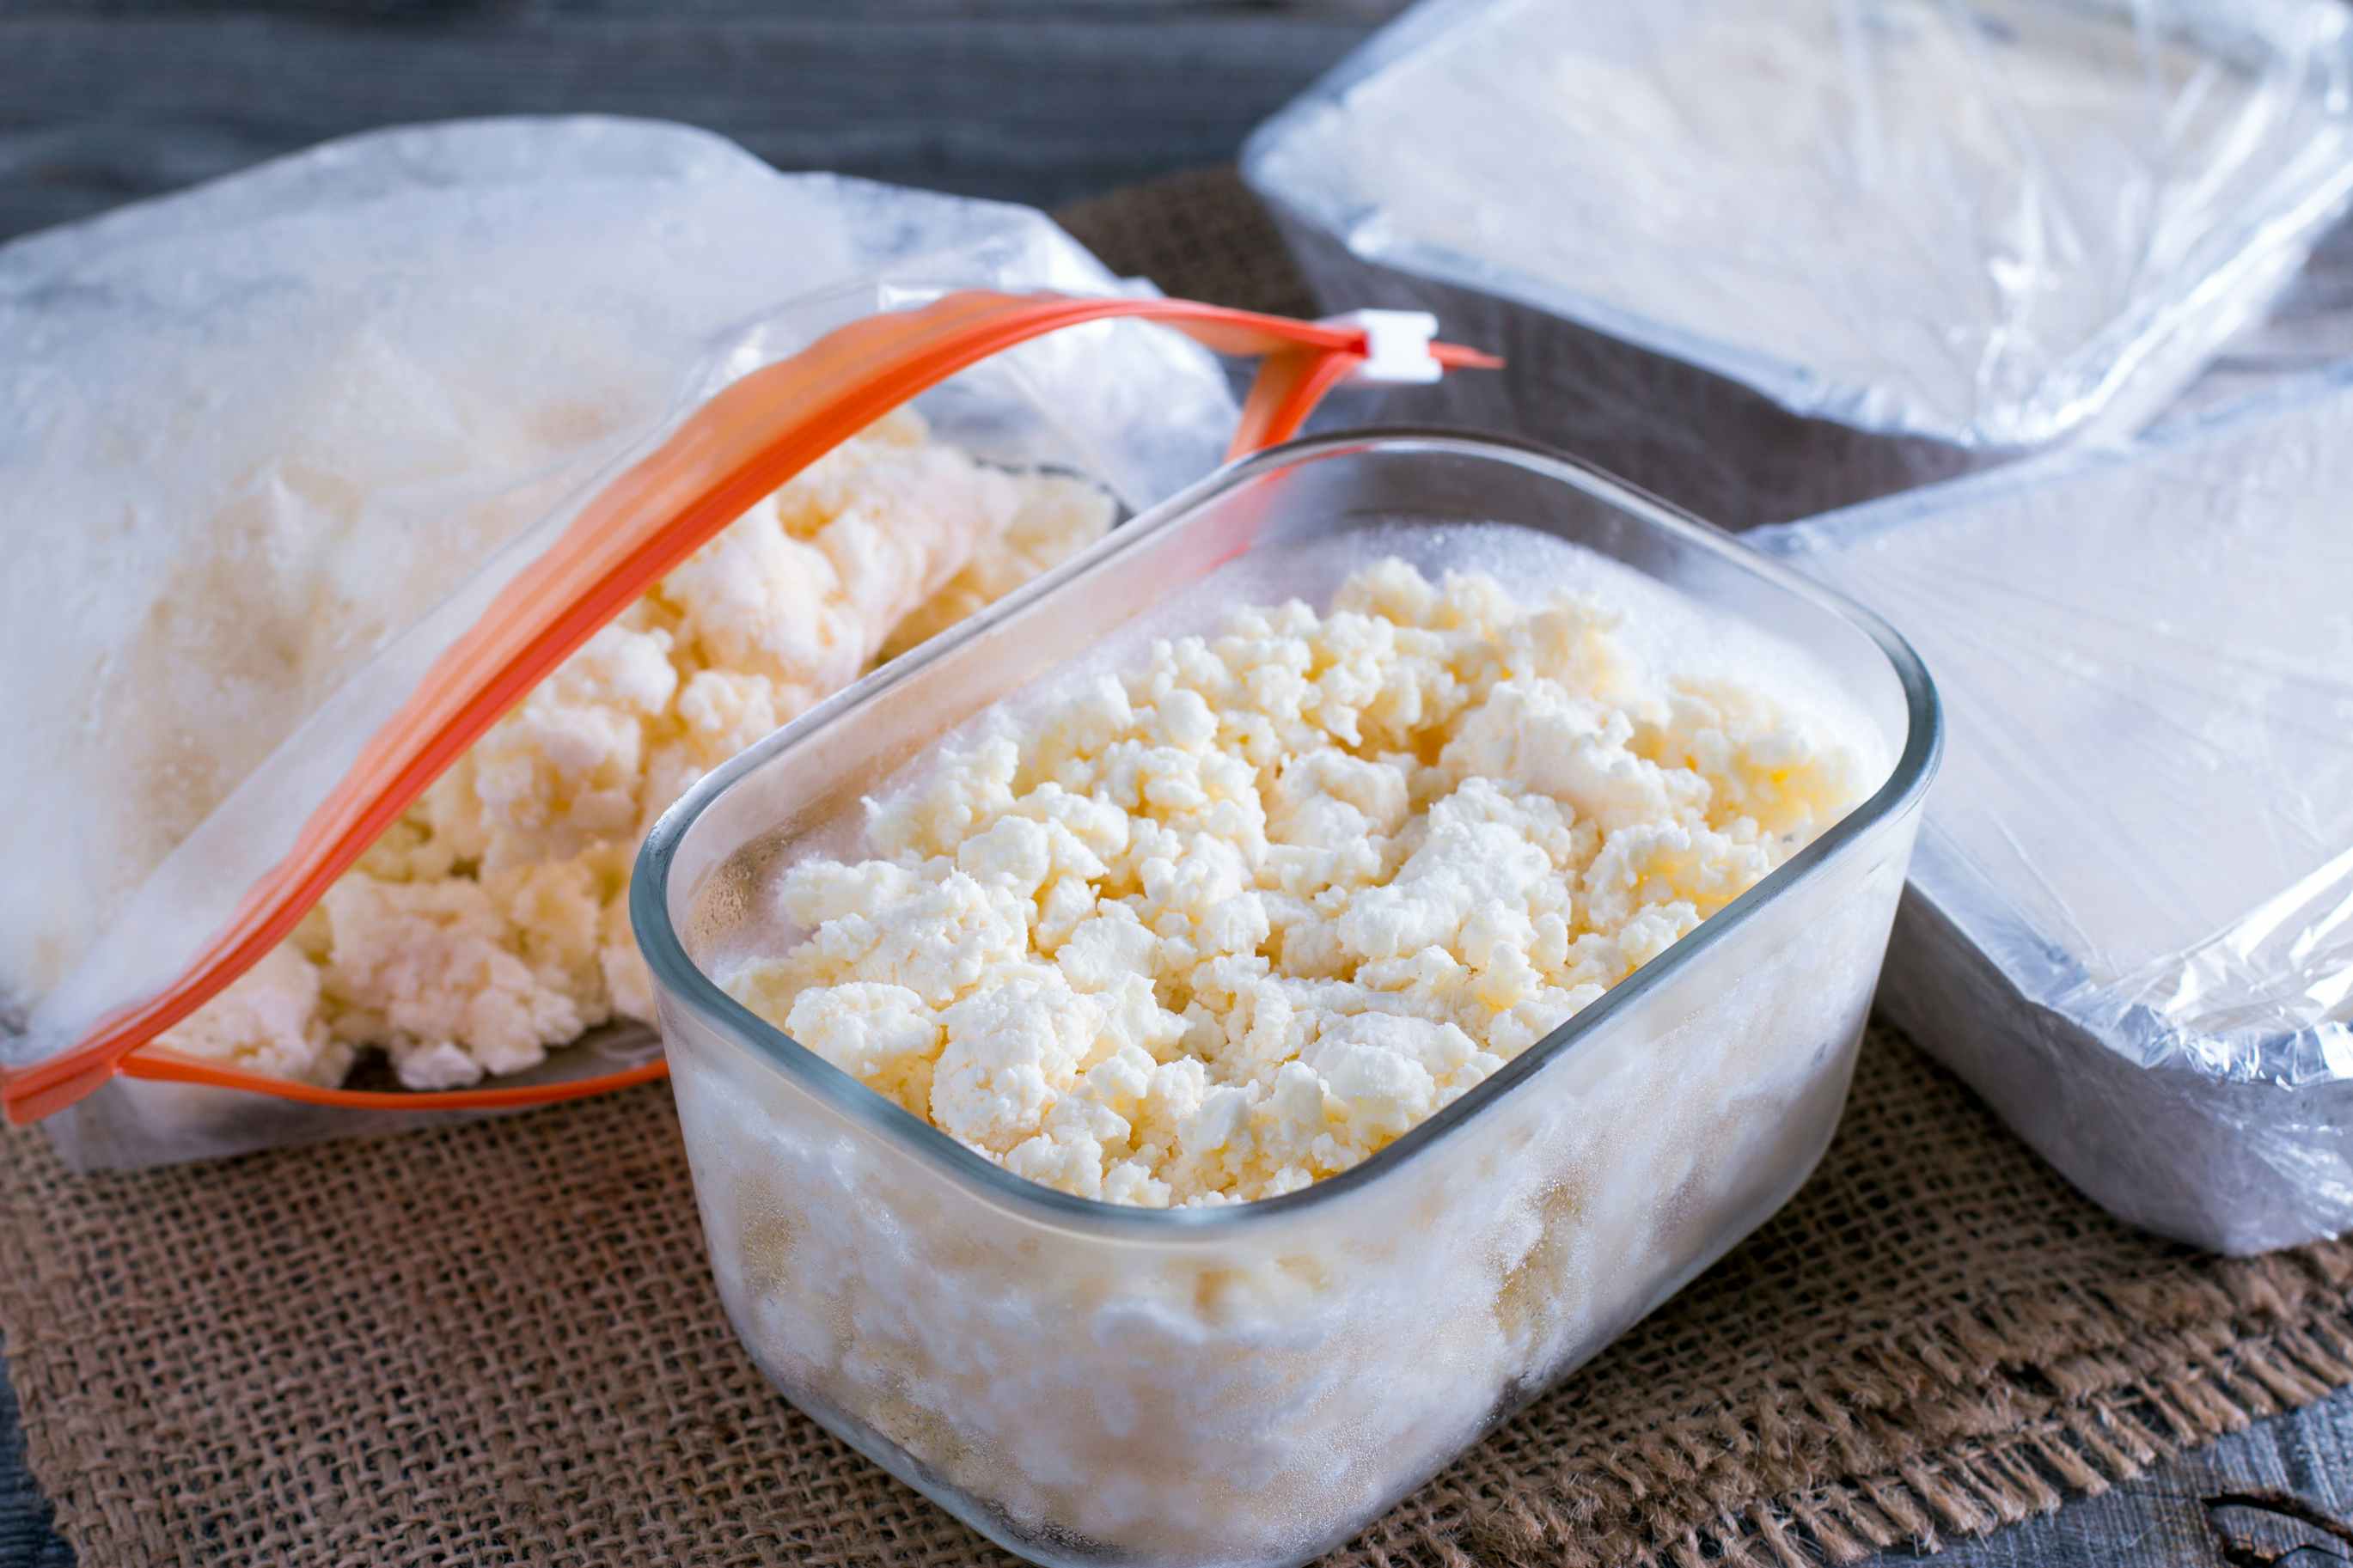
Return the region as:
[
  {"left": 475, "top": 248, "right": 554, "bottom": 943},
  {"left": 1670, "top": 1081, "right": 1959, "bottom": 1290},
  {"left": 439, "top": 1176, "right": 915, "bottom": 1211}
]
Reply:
[
  {"left": 1752, "top": 369, "right": 2353, "bottom": 1254},
  {"left": 1243, "top": 0, "right": 2353, "bottom": 452},
  {"left": 0, "top": 116, "right": 1494, "bottom": 1167}
]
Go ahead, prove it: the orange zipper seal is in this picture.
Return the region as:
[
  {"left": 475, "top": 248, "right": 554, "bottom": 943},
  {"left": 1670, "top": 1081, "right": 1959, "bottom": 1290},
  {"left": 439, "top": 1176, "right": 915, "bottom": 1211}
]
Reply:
[{"left": 3, "top": 290, "right": 1496, "bottom": 1126}]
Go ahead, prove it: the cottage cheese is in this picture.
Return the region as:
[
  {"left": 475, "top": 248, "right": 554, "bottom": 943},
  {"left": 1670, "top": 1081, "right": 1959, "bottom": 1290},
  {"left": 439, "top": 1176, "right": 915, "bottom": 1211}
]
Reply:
[
  {"left": 672, "top": 533, "right": 1913, "bottom": 1564},
  {"left": 726, "top": 559, "right": 1867, "bottom": 1205},
  {"left": 159, "top": 411, "right": 1114, "bottom": 1089}
]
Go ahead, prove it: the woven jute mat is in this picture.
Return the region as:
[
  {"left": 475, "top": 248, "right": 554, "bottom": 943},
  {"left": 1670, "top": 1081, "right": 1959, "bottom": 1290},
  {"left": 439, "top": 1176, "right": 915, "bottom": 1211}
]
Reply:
[
  {"left": 6, "top": 170, "right": 2353, "bottom": 1568},
  {"left": 7, "top": 1033, "right": 2352, "bottom": 1567}
]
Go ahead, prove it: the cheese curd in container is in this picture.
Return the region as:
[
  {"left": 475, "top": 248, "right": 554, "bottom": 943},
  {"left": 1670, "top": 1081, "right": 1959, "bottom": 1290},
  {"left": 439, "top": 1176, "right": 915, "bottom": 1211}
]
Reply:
[{"left": 633, "top": 432, "right": 1940, "bottom": 1568}]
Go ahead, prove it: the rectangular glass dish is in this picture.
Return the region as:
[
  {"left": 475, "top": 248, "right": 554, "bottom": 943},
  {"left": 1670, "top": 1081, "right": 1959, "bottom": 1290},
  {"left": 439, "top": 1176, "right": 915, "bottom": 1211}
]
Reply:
[{"left": 633, "top": 431, "right": 1941, "bottom": 1568}]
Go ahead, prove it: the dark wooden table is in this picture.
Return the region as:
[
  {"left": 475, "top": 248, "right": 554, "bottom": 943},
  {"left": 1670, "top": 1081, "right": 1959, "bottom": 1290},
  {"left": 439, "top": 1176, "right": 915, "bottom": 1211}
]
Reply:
[{"left": 4, "top": 4, "right": 2351, "bottom": 1565}]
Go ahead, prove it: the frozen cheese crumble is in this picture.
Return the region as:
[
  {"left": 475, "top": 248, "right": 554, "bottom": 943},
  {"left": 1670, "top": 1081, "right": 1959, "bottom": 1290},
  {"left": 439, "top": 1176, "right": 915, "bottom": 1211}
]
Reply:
[
  {"left": 158, "top": 410, "right": 1114, "bottom": 1090},
  {"left": 728, "top": 559, "right": 1867, "bottom": 1205}
]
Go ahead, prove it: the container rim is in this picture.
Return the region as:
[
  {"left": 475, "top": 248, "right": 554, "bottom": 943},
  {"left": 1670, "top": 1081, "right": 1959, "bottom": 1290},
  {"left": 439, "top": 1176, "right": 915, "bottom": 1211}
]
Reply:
[{"left": 631, "top": 427, "right": 1944, "bottom": 1240}]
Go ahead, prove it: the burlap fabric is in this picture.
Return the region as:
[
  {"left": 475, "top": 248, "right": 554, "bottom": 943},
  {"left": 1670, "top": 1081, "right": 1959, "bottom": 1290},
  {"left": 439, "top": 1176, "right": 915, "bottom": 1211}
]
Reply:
[{"left": 5, "top": 170, "right": 2352, "bottom": 1568}]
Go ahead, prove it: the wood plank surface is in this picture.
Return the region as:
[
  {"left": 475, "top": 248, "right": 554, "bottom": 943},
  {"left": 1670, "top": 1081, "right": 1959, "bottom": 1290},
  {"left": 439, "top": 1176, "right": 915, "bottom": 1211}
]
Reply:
[
  {"left": 0, "top": 3, "right": 1400, "bottom": 241},
  {"left": 1892, "top": 1406, "right": 2353, "bottom": 1567}
]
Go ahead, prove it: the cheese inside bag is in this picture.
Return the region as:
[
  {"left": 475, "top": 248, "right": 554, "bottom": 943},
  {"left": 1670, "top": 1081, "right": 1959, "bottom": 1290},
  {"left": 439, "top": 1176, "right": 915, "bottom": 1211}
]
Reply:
[
  {"left": 0, "top": 117, "right": 1237, "bottom": 1166},
  {"left": 168, "top": 408, "right": 1118, "bottom": 1096}
]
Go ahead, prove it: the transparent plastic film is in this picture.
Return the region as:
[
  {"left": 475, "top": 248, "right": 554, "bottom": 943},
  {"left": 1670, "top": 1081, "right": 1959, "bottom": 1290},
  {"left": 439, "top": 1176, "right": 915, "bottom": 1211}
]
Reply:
[
  {"left": 1243, "top": 0, "right": 2353, "bottom": 452},
  {"left": 1753, "top": 369, "right": 2353, "bottom": 1252},
  {"left": 2, "top": 274, "right": 1495, "bottom": 1132}
]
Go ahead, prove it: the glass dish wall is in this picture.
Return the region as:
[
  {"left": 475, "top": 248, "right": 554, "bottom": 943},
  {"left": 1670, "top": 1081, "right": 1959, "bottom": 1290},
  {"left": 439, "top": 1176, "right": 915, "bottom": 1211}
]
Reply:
[{"left": 636, "top": 432, "right": 1940, "bottom": 1567}]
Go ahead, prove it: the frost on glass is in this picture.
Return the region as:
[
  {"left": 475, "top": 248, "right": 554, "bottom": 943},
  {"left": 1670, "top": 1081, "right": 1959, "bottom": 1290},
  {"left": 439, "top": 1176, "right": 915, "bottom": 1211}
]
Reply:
[
  {"left": 1244, "top": 0, "right": 2353, "bottom": 450},
  {"left": 0, "top": 117, "right": 1236, "bottom": 1162},
  {"left": 1754, "top": 374, "right": 2353, "bottom": 1253}
]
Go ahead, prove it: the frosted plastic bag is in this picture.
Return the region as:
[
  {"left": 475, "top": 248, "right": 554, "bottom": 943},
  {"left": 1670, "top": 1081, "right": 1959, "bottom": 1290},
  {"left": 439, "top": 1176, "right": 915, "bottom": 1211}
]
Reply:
[
  {"left": 1244, "top": 0, "right": 2353, "bottom": 451},
  {"left": 0, "top": 117, "right": 1255, "bottom": 1165},
  {"left": 1751, "top": 371, "right": 2353, "bottom": 1254},
  {"left": 0, "top": 118, "right": 1501, "bottom": 1171}
]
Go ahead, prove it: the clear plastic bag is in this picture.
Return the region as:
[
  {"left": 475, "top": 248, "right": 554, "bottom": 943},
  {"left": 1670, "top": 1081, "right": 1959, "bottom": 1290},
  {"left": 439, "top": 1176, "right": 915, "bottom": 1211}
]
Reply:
[
  {"left": 0, "top": 118, "right": 1500, "bottom": 1170},
  {"left": 1752, "top": 369, "right": 2353, "bottom": 1254},
  {"left": 1244, "top": 0, "right": 2353, "bottom": 451},
  {"left": 0, "top": 117, "right": 1251, "bottom": 1166}
]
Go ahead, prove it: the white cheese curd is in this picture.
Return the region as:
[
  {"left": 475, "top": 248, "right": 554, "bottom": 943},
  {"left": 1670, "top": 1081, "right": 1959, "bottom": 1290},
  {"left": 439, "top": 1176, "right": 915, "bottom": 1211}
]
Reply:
[
  {"left": 726, "top": 558, "right": 1868, "bottom": 1205},
  {"left": 156, "top": 410, "right": 1115, "bottom": 1089},
  {"left": 672, "top": 541, "right": 1910, "bottom": 1565}
]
